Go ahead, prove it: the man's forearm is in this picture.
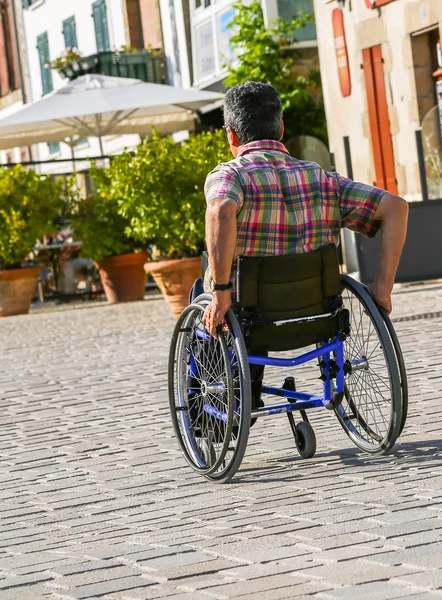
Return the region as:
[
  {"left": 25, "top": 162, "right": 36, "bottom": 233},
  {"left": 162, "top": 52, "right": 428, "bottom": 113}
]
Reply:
[
  {"left": 205, "top": 198, "right": 237, "bottom": 284},
  {"left": 375, "top": 194, "right": 409, "bottom": 290}
]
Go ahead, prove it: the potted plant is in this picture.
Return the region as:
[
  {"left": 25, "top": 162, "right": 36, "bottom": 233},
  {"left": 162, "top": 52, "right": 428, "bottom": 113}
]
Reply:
[
  {"left": 0, "top": 166, "right": 63, "bottom": 317},
  {"left": 46, "top": 47, "right": 83, "bottom": 79},
  {"left": 72, "top": 168, "right": 149, "bottom": 304},
  {"left": 111, "top": 129, "right": 231, "bottom": 315}
]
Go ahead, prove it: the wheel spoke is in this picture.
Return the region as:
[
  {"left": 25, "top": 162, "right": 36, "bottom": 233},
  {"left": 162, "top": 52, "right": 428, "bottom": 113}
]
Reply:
[{"left": 338, "top": 277, "right": 402, "bottom": 454}]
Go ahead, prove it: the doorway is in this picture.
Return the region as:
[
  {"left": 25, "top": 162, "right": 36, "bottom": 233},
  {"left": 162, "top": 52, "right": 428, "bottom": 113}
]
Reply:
[{"left": 362, "top": 45, "right": 398, "bottom": 194}]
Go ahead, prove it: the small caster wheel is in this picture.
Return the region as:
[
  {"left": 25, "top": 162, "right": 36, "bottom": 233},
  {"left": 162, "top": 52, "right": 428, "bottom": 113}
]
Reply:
[
  {"left": 199, "top": 438, "right": 216, "bottom": 467},
  {"left": 295, "top": 421, "right": 316, "bottom": 459}
]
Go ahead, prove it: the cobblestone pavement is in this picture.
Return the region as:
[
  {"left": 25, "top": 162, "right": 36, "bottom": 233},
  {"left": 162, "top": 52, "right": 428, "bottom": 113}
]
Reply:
[{"left": 1, "top": 283, "right": 442, "bottom": 600}]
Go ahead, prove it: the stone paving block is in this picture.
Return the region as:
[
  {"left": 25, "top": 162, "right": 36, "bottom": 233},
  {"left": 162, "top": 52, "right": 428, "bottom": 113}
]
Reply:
[
  {"left": 52, "top": 575, "right": 156, "bottom": 599},
  {"left": 362, "top": 544, "right": 442, "bottom": 569},
  {"left": 294, "top": 559, "right": 424, "bottom": 587},
  {"left": 367, "top": 518, "right": 442, "bottom": 540},
  {"left": 0, "top": 571, "right": 54, "bottom": 590},
  {"left": 0, "top": 582, "right": 55, "bottom": 600},
  {"left": 142, "top": 558, "right": 241, "bottom": 582},
  {"left": 304, "top": 543, "right": 399, "bottom": 564},
  {"left": 393, "top": 570, "right": 442, "bottom": 590},
  {"left": 239, "top": 582, "right": 335, "bottom": 600},
  {"left": 195, "top": 573, "right": 300, "bottom": 597},
  {"left": 394, "top": 594, "right": 442, "bottom": 600},
  {"left": 49, "top": 565, "right": 143, "bottom": 589},
  {"left": 138, "top": 551, "right": 219, "bottom": 573},
  {"left": 316, "top": 580, "right": 421, "bottom": 599},
  {"left": 103, "top": 586, "right": 180, "bottom": 599}
]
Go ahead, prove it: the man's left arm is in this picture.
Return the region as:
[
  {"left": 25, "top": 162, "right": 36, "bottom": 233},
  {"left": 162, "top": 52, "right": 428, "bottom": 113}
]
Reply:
[{"left": 202, "top": 197, "right": 237, "bottom": 338}]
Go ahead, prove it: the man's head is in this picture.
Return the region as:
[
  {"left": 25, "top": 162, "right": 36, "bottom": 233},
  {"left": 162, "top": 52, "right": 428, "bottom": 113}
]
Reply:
[{"left": 223, "top": 81, "right": 284, "bottom": 156}]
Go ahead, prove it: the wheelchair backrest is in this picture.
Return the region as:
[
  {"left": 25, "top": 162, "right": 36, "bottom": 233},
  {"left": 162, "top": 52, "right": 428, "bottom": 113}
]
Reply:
[{"left": 236, "top": 244, "right": 342, "bottom": 321}]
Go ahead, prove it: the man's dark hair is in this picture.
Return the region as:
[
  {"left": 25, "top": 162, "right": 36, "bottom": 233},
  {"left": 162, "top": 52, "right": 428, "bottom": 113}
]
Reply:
[{"left": 223, "top": 81, "right": 283, "bottom": 144}]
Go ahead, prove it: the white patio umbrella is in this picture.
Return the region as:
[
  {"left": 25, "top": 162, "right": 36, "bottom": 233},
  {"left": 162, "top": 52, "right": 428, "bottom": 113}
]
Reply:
[{"left": 0, "top": 74, "right": 223, "bottom": 154}]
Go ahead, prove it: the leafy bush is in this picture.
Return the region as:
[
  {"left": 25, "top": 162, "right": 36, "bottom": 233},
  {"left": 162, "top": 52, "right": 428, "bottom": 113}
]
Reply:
[
  {"left": 71, "top": 167, "right": 144, "bottom": 263},
  {"left": 78, "top": 129, "right": 231, "bottom": 260},
  {"left": 225, "top": 1, "right": 327, "bottom": 144},
  {"left": 0, "top": 166, "right": 63, "bottom": 270}
]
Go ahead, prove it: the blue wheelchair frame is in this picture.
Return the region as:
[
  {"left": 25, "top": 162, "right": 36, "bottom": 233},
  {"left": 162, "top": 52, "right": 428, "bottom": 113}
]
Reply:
[
  {"left": 248, "top": 335, "right": 345, "bottom": 417},
  {"left": 195, "top": 326, "right": 347, "bottom": 423}
]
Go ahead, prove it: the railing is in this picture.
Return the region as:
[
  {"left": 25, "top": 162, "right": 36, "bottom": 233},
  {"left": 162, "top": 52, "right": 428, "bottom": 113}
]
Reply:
[{"left": 57, "top": 51, "right": 167, "bottom": 85}]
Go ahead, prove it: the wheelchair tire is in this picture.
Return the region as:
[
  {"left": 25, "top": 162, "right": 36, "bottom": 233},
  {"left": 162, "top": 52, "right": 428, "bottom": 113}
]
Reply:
[
  {"left": 169, "top": 294, "right": 251, "bottom": 482},
  {"left": 337, "top": 276, "right": 404, "bottom": 454},
  {"left": 377, "top": 304, "right": 408, "bottom": 436},
  {"left": 295, "top": 421, "right": 316, "bottom": 459}
]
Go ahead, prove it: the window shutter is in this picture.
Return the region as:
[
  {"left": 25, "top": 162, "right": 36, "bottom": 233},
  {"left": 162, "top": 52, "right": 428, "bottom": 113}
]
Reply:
[
  {"left": 37, "top": 32, "right": 53, "bottom": 96},
  {"left": 92, "top": 0, "right": 110, "bottom": 53},
  {"left": 63, "top": 16, "right": 77, "bottom": 49},
  {"left": 48, "top": 142, "right": 60, "bottom": 155}
]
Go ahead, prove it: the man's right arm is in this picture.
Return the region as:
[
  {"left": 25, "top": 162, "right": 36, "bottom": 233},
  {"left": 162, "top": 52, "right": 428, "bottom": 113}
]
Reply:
[{"left": 368, "top": 193, "right": 409, "bottom": 314}]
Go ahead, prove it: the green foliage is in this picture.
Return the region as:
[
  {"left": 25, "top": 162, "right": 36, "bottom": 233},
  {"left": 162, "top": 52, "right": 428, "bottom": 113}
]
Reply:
[
  {"left": 225, "top": 1, "right": 327, "bottom": 144},
  {"left": 47, "top": 47, "right": 82, "bottom": 70},
  {"left": 73, "top": 131, "right": 231, "bottom": 261},
  {"left": 0, "top": 166, "right": 63, "bottom": 269},
  {"left": 71, "top": 167, "right": 143, "bottom": 263},
  {"left": 73, "top": 129, "right": 231, "bottom": 261}
]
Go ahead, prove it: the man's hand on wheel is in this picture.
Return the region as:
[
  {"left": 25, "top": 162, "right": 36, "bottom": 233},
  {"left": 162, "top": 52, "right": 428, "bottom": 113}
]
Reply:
[
  {"left": 202, "top": 290, "right": 231, "bottom": 339},
  {"left": 367, "top": 281, "right": 392, "bottom": 315}
]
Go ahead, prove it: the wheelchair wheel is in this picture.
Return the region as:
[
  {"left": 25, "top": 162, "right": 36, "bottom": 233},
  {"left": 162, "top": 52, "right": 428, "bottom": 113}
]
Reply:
[
  {"left": 337, "top": 276, "right": 403, "bottom": 454},
  {"left": 295, "top": 421, "right": 316, "bottom": 459},
  {"left": 169, "top": 294, "right": 251, "bottom": 482}
]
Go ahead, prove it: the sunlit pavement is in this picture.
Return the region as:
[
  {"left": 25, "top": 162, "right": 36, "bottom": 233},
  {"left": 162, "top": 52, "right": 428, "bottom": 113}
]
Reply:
[{"left": 1, "top": 283, "right": 442, "bottom": 599}]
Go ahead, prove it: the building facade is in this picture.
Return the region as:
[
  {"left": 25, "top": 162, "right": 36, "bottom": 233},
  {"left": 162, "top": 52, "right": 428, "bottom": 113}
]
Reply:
[
  {"left": 0, "top": 0, "right": 20, "bottom": 108},
  {"left": 0, "top": 0, "right": 165, "bottom": 171},
  {"left": 0, "top": 0, "right": 30, "bottom": 164},
  {"left": 18, "top": 0, "right": 135, "bottom": 172},
  {"left": 313, "top": 0, "right": 442, "bottom": 201},
  {"left": 160, "top": 0, "right": 318, "bottom": 90}
]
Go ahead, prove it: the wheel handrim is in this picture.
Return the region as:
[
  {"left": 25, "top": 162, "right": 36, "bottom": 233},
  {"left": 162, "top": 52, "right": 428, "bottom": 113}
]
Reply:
[
  {"left": 173, "top": 305, "right": 234, "bottom": 473},
  {"left": 337, "top": 284, "right": 396, "bottom": 451}
]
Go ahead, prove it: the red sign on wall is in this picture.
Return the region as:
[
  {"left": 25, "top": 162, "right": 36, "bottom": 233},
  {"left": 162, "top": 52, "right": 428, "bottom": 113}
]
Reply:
[
  {"left": 365, "top": 0, "right": 396, "bottom": 8},
  {"left": 332, "top": 9, "right": 351, "bottom": 98}
]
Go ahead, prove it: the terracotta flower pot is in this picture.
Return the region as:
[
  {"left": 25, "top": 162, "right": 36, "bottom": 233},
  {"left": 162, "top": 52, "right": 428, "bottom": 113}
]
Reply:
[
  {"left": 145, "top": 256, "right": 201, "bottom": 316},
  {"left": 0, "top": 266, "right": 42, "bottom": 317},
  {"left": 96, "top": 252, "right": 149, "bottom": 304}
]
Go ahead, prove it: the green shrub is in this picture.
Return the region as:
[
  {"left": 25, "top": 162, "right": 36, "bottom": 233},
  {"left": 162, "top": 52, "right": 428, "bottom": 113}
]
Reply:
[
  {"left": 76, "top": 129, "right": 231, "bottom": 260},
  {"left": 71, "top": 167, "right": 144, "bottom": 263},
  {"left": 0, "top": 166, "right": 63, "bottom": 270},
  {"left": 117, "top": 129, "right": 231, "bottom": 257}
]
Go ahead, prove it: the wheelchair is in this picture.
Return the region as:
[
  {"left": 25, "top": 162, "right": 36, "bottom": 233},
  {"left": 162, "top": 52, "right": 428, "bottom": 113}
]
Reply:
[{"left": 168, "top": 245, "right": 408, "bottom": 483}]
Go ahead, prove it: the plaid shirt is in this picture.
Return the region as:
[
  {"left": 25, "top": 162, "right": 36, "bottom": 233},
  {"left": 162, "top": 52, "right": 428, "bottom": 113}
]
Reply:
[{"left": 204, "top": 140, "right": 386, "bottom": 297}]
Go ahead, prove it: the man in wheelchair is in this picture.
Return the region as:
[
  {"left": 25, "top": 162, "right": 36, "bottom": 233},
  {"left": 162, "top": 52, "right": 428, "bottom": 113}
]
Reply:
[
  {"left": 170, "top": 81, "right": 409, "bottom": 481},
  {"left": 201, "top": 81, "right": 408, "bottom": 416}
]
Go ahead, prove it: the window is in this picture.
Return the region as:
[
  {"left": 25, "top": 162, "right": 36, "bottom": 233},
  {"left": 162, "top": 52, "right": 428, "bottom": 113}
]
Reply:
[
  {"left": 194, "top": 21, "right": 216, "bottom": 81},
  {"left": 22, "top": 0, "right": 41, "bottom": 7},
  {"left": 47, "top": 142, "right": 60, "bottom": 155},
  {"left": 277, "top": 0, "right": 317, "bottom": 43},
  {"left": 63, "top": 16, "right": 77, "bottom": 49},
  {"left": 75, "top": 137, "right": 89, "bottom": 148},
  {"left": 37, "top": 32, "right": 53, "bottom": 96},
  {"left": 92, "top": 0, "right": 110, "bottom": 53}
]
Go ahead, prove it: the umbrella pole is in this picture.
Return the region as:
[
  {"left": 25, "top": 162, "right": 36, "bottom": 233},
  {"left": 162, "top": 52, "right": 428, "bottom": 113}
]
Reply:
[
  {"left": 71, "top": 144, "right": 76, "bottom": 174},
  {"left": 98, "top": 136, "right": 104, "bottom": 157}
]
